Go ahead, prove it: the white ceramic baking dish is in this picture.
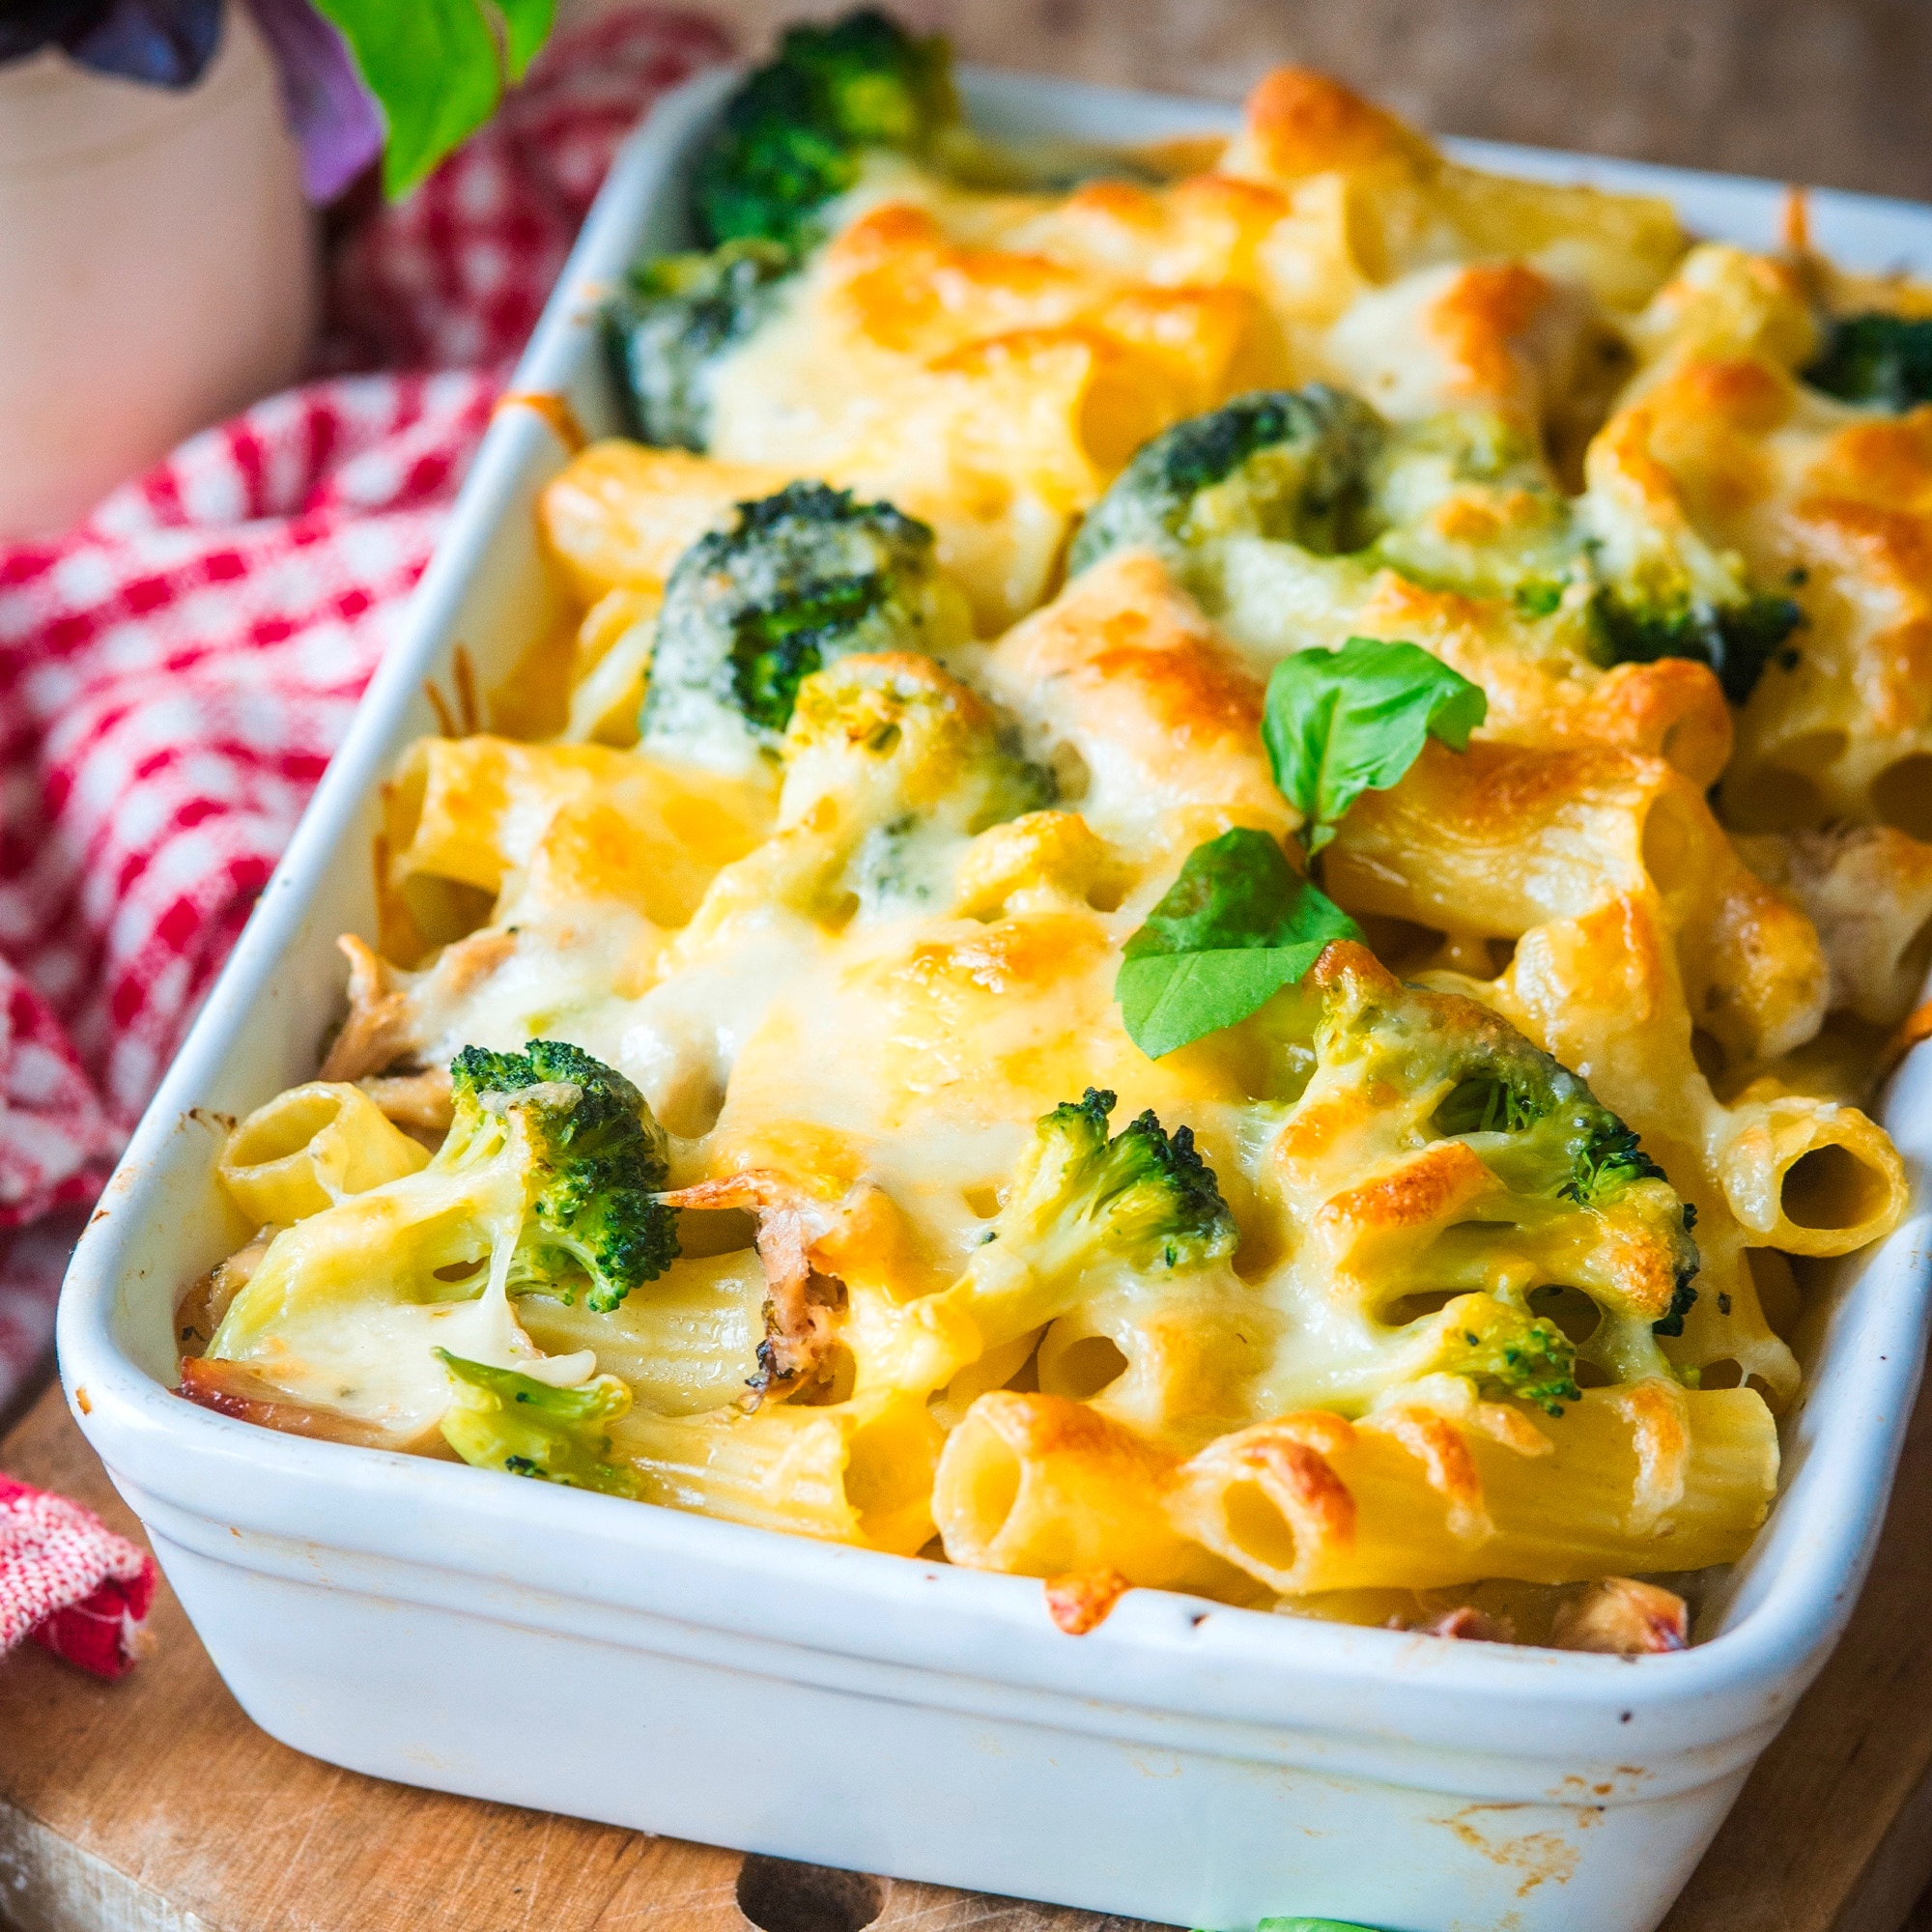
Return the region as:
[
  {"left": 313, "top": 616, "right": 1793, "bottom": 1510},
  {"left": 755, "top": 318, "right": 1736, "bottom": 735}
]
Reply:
[{"left": 56, "top": 65, "right": 1932, "bottom": 1932}]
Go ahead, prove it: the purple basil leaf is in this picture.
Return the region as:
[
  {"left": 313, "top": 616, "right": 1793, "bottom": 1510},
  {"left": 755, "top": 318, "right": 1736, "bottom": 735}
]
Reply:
[
  {"left": 0, "top": 0, "right": 109, "bottom": 64},
  {"left": 243, "top": 0, "right": 384, "bottom": 202},
  {"left": 62, "top": 0, "right": 222, "bottom": 87}
]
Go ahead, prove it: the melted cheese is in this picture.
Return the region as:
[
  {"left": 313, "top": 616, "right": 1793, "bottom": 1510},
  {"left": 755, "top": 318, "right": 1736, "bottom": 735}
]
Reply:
[{"left": 196, "top": 57, "right": 1928, "bottom": 1630}]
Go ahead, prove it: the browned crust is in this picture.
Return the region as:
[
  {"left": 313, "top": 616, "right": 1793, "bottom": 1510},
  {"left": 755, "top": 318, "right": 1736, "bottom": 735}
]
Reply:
[
  {"left": 1222, "top": 1419, "right": 1358, "bottom": 1552},
  {"left": 991, "top": 554, "right": 1280, "bottom": 817},
  {"left": 1369, "top": 1405, "right": 1488, "bottom": 1540},
  {"left": 1314, "top": 1140, "right": 1497, "bottom": 1239},
  {"left": 1240, "top": 66, "right": 1418, "bottom": 179},
  {"left": 1423, "top": 263, "right": 1555, "bottom": 402},
  {"left": 1044, "top": 1566, "right": 1133, "bottom": 1635}
]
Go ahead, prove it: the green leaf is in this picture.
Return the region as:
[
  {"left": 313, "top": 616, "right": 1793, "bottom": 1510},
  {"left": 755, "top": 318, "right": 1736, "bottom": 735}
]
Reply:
[
  {"left": 1262, "top": 638, "right": 1487, "bottom": 854},
  {"left": 312, "top": 0, "right": 557, "bottom": 198},
  {"left": 1190, "top": 1921, "right": 1388, "bottom": 1932},
  {"left": 494, "top": 0, "right": 555, "bottom": 81},
  {"left": 1255, "top": 1919, "right": 1390, "bottom": 1932},
  {"left": 1116, "top": 828, "right": 1361, "bottom": 1059}
]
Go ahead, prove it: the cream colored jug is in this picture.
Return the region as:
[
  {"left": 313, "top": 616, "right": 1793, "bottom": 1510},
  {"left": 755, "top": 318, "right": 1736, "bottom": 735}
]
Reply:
[{"left": 0, "top": 2, "right": 318, "bottom": 538}]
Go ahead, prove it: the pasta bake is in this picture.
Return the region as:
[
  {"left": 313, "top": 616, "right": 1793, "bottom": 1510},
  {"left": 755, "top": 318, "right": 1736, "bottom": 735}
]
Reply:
[{"left": 178, "top": 13, "right": 1926, "bottom": 1654}]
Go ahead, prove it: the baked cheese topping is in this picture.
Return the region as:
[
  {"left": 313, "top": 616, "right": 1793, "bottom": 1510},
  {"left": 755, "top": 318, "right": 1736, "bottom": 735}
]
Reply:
[{"left": 180, "top": 36, "right": 1921, "bottom": 1652}]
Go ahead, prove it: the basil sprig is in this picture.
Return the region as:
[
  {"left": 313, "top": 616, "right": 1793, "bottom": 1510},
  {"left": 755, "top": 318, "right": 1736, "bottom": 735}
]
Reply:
[
  {"left": 1263, "top": 637, "right": 1487, "bottom": 853},
  {"left": 313, "top": 0, "right": 556, "bottom": 197},
  {"left": 1114, "top": 638, "right": 1485, "bottom": 1059},
  {"left": 1116, "top": 829, "right": 1361, "bottom": 1059}
]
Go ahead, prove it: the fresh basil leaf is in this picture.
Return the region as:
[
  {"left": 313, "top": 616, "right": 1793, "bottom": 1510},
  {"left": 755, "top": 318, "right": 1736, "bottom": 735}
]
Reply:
[
  {"left": 1117, "top": 827, "right": 1361, "bottom": 1058},
  {"left": 1262, "top": 637, "right": 1487, "bottom": 854},
  {"left": 311, "top": 0, "right": 497, "bottom": 195},
  {"left": 312, "top": 0, "right": 557, "bottom": 197},
  {"left": 496, "top": 0, "right": 554, "bottom": 80}
]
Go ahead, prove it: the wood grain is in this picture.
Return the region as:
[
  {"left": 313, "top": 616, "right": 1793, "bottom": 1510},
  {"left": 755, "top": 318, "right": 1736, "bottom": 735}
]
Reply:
[
  {"left": 666, "top": 0, "right": 1932, "bottom": 202},
  {"left": 3, "top": 1372, "right": 1930, "bottom": 1932}
]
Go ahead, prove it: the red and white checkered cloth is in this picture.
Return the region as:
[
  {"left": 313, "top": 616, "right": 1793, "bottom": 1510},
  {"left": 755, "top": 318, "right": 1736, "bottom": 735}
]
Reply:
[
  {"left": 0, "top": 3, "right": 730, "bottom": 1673},
  {"left": 0, "top": 1472, "right": 156, "bottom": 1679}
]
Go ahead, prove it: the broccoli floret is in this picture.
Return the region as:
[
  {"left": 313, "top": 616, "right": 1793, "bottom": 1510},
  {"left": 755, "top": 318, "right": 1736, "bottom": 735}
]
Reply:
[
  {"left": 436, "top": 1350, "right": 639, "bottom": 1496},
  {"left": 1593, "top": 586, "right": 1802, "bottom": 705},
  {"left": 640, "top": 481, "right": 972, "bottom": 769},
  {"left": 603, "top": 240, "right": 792, "bottom": 451},
  {"left": 722, "top": 651, "right": 1055, "bottom": 930},
  {"left": 1025, "top": 1089, "right": 1239, "bottom": 1273},
  {"left": 1318, "top": 967, "right": 1700, "bottom": 1347},
  {"left": 692, "top": 9, "right": 959, "bottom": 255},
  {"left": 206, "top": 1041, "right": 680, "bottom": 1434},
  {"left": 1069, "top": 386, "right": 1388, "bottom": 580},
  {"left": 443, "top": 1039, "right": 679, "bottom": 1312},
  {"left": 1420, "top": 1294, "right": 1581, "bottom": 1417},
  {"left": 1581, "top": 413, "right": 1807, "bottom": 704},
  {"left": 1419, "top": 1024, "right": 1679, "bottom": 1229},
  {"left": 919, "top": 1090, "right": 1239, "bottom": 1377},
  {"left": 1562, "top": 1116, "right": 1667, "bottom": 1203},
  {"left": 1804, "top": 311, "right": 1932, "bottom": 411},
  {"left": 1362, "top": 412, "right": 1583, "bottom": 609}
]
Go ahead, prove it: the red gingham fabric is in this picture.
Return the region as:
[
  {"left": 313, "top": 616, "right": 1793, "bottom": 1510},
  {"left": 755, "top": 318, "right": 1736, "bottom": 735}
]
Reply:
[
  {"left": 0, "top": 6, "right": 730, "bottom": 1669},
  {"left": 0, "top": 1471, "right": 156, "bottom": 1680}
]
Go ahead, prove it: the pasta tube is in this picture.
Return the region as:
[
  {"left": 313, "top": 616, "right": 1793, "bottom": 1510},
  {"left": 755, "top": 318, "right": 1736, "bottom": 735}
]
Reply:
[{"left": 1165, "top": 1385, "right": 1778, "bottom": 1594}]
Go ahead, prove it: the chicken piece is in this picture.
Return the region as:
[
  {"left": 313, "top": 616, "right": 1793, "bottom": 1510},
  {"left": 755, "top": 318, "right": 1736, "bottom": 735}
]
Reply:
[{"left": 1549, "top": 1576, "right": 1690, "bottom": 1654}]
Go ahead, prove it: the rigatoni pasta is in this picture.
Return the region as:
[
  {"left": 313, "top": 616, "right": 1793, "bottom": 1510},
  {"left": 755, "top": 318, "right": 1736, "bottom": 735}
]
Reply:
[{"left": 177, "top": 12, "right": 1922, "bottom": 1656}]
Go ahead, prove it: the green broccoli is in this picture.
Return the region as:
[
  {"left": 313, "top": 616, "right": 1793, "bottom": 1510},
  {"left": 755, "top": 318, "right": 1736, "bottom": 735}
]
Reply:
[
  {"left": 1069, "top": 386, "right": 1388, "bottom": 580},
  {"left": 1804, "top": 311, "right": 1932, "bottom": 411},
  {"left": 441, "top": 1040, "right": 680, "bottom": 1312},
  {"left": 206, "top": 1040, "right": 680, "bottom": 1432},
  {"left": 924, "top": 1089, "right": 1240, "bottom": 1369},
  {"left": 1592, "top": 585, "right": 1802, "bottom": 705},
  {"left": 1361, "top": 411, "right": 1582, "bottom": 609},
  {"left": 695, "top": 650, "right": 1055, "bottom": 935},
  {"left": 603, "top": 240, "right": 793, "bottom": 451},
  {"left": 1026, "top": 1089, "right": 1239, "bottom": 1273},
  {"left": 436, "top": 1350, "right": 639, "bottom": 1497},
  {"left": 1420, "top": 1294, "right": 1582, "bottom": 1416},
  {"left": 1075, "top": 395, "right": 1596, "bottom": 667},
  {"left": 1312, "top": 968, "right": 1701, "bottom": 1350},
  {"left": 640, "top": 481, "right": 973, "bottom": 768},
  {"left": 1561, "top": 1116, "right": 1667, "bottom": 1203},
  {"left": 692, "top": 9, "right": 960, "bottom": 255},
  {"left": 1416, "top": 1023, "right": 1690, "bottom": 1253}
]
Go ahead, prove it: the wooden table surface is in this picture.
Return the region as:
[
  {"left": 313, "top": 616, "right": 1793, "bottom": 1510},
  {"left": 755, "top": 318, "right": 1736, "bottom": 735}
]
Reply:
[{"left": 3, "top": 1373, "right": 1931, "bottom": 1932}]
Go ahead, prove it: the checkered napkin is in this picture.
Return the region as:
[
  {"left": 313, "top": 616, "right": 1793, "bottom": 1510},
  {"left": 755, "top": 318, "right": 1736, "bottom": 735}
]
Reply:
[
  {"left": 0, "top": 4, "right": 729, "bottom": 1673},
  {"left": 0, "top": 1471, "right": 156, "bottom": 1679}
]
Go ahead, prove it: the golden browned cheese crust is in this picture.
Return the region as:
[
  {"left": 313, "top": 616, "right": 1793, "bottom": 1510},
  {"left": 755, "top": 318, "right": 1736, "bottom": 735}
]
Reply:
[{"left": 200, "top": 57, "right": 1924, "bottom": 1640}]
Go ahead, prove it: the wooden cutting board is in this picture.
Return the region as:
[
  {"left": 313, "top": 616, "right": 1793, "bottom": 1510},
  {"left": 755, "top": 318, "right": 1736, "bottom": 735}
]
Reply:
[{"left": 3, "top": 1378, "right": 1929, "bottom": 1932}]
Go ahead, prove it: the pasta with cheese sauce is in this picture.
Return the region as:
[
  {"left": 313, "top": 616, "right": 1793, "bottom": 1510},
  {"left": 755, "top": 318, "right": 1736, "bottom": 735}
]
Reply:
[{"left": 177, "top": 18, "right": 1923, "bottom": 1656}]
